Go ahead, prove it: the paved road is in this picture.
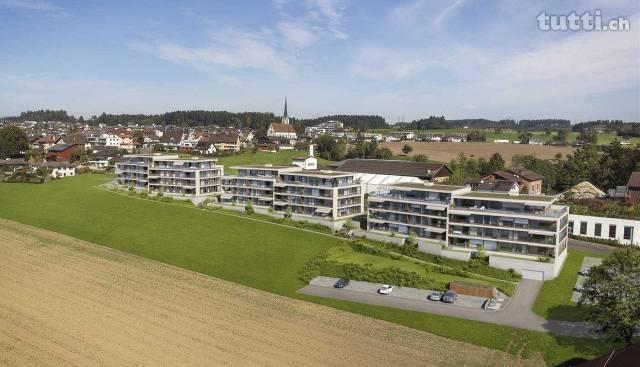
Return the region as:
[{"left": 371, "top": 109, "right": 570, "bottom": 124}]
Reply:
[
  {"left": 569, "top": 238, "right": 616, "bottom": 254},
  {"left": 299, "top": 278, "right": 596, "bottom": 338}
]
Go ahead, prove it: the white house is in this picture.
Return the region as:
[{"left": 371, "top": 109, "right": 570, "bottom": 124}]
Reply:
[
  {"left": 34, "top": 162, "right": 76, "bottom": 178},
  {"left": 569, "top": 214, "right": 640, "bottom": 246}
]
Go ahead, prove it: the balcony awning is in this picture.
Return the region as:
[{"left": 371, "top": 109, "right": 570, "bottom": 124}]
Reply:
[{"left": 315, "top": 207, "right": 332, "bottom": 214}]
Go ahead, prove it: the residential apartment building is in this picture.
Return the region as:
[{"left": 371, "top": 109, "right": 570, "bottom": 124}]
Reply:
[
  {"left": 366, "top": 182, "right": 570, "bottom": 280},
  {"left": 368, "top": 183, "right": 470, "bottom": 242},
  {"left": 448, "top": 192, "right": 569, "bottom": 260},
  {"left": 116, "top": 154, "right": 223, "bottom": 197},
  {"left": 274, "top": 170, "right": 364, "bottom": 220},
  {"left": 221, "top": 165, "right": 301, "bottom": 207}
]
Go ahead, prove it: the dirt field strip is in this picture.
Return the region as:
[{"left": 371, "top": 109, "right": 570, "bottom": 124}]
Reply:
[
  {"left": 382, "top": 142, "right": 574, "bottom": 163},
  {"left": 0, "top": 218, "right": 544, "bottom": 366}
]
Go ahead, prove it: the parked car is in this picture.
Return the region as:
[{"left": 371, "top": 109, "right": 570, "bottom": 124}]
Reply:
[
  {"left": 378, "top": 285, "right": 393, "bottom": 295},
  {"left": 427, "top": 292, "right": 443, "bottom": 301},
  {"left": 579, "top": 268, "right": 592, "bottom": 276},
  {"left": 333, "top": 278, "right": 350, "bottom": 289},
  {"left": 441, "top": 291, "right": 457, "bottom": 303},
  {"left": 483, "top": 298, "right": 500, "bottom": 310}
]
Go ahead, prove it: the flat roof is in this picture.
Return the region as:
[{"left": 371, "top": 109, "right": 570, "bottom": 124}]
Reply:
[
  {"left": 389, "top": 182, "right": 468, "bottom": 192},
  {"left": 458, "top": 192, "right": 557, "bottom": 202},
  {"left": 283, "top": 170, "right": 353, "bottom": 177},
  {"left": 233, "top": 165, "right": 297, "bottom": 169}
]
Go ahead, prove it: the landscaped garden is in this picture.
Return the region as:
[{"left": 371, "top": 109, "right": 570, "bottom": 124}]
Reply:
[{"left": 0, "top": 174, "right": 621, "bottom": 366}]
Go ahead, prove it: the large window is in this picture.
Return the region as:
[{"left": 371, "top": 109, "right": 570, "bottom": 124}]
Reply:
[
  {"left": 609, "top": 225, "right": 617, "bottom": 238},
  {"left": 580, "top": 222, "right": 587, "bottom": 235},
  {"left": 624, "top": 226, "right": 634, "bottom": 242},
  {"left": 594, "top": 223, "right": 602, "bottom": 237}
]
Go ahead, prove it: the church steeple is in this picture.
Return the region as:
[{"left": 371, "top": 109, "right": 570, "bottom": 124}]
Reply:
[{"left": 281, "top": 97, "right": 289, "bottom": 124}]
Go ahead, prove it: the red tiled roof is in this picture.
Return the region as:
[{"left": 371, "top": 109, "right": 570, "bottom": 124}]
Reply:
[{"left": 269, "top": 123, "right": 297, "bottom": 134}]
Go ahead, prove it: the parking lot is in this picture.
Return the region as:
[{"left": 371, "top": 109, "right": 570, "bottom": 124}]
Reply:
[
  {"left": 309, "top": 276, "right": 506, "bottom": 310},
  {"left": 571, "top": 257, "right": 603, "bottom": 303}
]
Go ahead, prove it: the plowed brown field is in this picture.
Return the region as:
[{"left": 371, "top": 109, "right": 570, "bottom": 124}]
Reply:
[
  {"left": 0, "top": 218, "right": 544, "bottom": 366},
  {"left": 382, "top": 142, "right": 573, "bottom": 163}
]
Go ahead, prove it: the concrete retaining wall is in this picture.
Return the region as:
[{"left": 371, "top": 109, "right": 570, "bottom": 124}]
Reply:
[
  {"left": 489, "top": 254, "right": 563, "bottom": 280},
  {"left": 441, "top": 249, "right": 471, "bottom": 261}
]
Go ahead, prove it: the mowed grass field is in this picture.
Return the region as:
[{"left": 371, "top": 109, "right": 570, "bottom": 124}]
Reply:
[
  {"left": 533, "top": 249, "right": 606, "bottom": 321},
  {"left": 382, "top": 141, "right": 574, "bottom": 163},
  {"left": 218, "top": 150, "right": 332, "bottom": 173},
  {"left": 0, "top": 175, "right": 618, "bottom": 366}
]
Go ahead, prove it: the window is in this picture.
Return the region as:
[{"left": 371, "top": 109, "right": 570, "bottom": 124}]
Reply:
[
  {"left": 594, "top": 223, "right": 602, "bottom": 237},
  {"left": 580, "top": 222, "right": 587, "bottom": 235},
  {"left": 624, "top": 226, "right": 634, "bottom": 242},
  {"left": 569, "top": 221, "right": 574, "bottom": 233},
  {"left": 609, "top": 225, "right": 617, "bottom": 238}
]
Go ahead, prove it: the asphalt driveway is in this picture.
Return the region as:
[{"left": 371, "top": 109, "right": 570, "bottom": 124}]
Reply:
[{"left": 299, "top": 277, "right": 595, "bottom": 338}]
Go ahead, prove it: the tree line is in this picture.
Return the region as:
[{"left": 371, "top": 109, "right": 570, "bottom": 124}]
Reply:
[
  {"left": 396, "top": 117, "right": 572, "bottom": 131},
  {"left": 572, "top": 120, "right": 640, "bottom": 137}
]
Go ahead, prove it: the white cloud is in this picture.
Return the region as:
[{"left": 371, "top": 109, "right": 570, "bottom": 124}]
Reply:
[
  {"left": 277, "top": 21, "right": 319, "bottom": 48},
  {"left": 349, "top": 46, "right": 431, "bottom": 80},
  {"left": 307, "top": 0, "right": 349, "bottom": 39},
  {"left": 132, "top": 30, "right": 294, "bottom": 78},
  {"left": 390, "top": 0, "right": 466, "bottom": 31},
  {"left": 0, "top": 0, "right": 59, "bottom": 11}
]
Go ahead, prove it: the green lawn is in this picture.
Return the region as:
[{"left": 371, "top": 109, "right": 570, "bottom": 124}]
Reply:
[
  {"left": 0, "top": 175, "right": 620, "bottom": 366},
  {"left": 533, "top": 249, "right": 606, "bottom": 321},
  {"left": 218, "top": 150, "right": 332, "bottom": 173}
]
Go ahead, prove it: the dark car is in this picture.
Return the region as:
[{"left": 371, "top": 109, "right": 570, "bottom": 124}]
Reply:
[
  {"left": 441, "top": 291, "right": 458, "bottom": 304},
  {"left": 334, "top": 278, "right": 350, "bottom": 289}
]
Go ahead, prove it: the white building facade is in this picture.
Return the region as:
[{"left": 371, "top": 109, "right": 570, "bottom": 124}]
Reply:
[{"left": 569, "top": 214, "right": 639, "bottom": 246}]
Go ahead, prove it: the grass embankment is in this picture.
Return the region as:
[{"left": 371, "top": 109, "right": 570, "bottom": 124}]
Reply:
[
  {"left": 322, "top": 244, "right": 516, "bottom": 295},
  {"left": 0, "top": 175, "right": 619, "bottom": 366},
  {"left": 533, "top": 249, "right": 606, "bottom": 321},
  {"left": 218, "top": 150, "right": 332, "bottom": 173}
]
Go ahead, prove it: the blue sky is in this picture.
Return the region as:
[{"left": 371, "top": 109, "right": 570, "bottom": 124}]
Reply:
[{"left": 0, "top": 0, "right": 638, "bottom": 122}]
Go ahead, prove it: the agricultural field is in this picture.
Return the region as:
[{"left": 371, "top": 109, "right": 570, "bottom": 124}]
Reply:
[
  {"left": 0, "top": 219, "right": 542, "bottom": 366},
  {"left": 368, "top": 128, "right": 638, "bottom": 146},
  {"left": 218, "top": 149, "right": 331, "bottom": 174},
  {"left": 382, "top": 141, "right": 574, "bottom": 163},
  {"left": 0, "top": 175, "right": 617, "bottom": 366},
  {"left": 533, "top": 249, "right": 606, "bottom": 321}
]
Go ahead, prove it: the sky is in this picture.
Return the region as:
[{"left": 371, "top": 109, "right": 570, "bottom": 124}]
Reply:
[{"left": 0, "top": 0, "right": 639, "bottom": 123}]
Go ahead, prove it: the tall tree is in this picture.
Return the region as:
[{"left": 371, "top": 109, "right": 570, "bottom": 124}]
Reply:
[
  {"left": 579, "top": 248, "right": 640, "bottom": 345},
  {"left": 0, "top": 126, "right": 29, "bottom": 158}
]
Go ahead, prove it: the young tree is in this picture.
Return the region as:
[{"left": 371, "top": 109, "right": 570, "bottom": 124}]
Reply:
[
  {"left": 70, "top": 146, "right": 89, "bottom": 163},
  {"left": 412, "top": 154, "right": 429, "bottom": 163},
  {"left": 579, "top": 248, "right": 640, "bottom": 345},
  {"left": 402, "top": 144, "right": 413, "bottom": 155},
  {"left": 245, "top": 200, "right": 254, "bottom": 215},
  {"left": 402, "top": 231, "right": 418, "bottom": 257},
  {"left": 518, "top": 130, "right": 532, "bottom": 144},
  {"left": 0, "top": 126, "right": 29, "bottom": 158}
]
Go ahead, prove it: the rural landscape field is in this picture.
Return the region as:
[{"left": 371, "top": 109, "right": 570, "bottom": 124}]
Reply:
[
  {"left": 382, "top": 142, "right": 574, "bottom": 162},
  {"left": 1, "top": 218, "right": 548, "bottom": 366},
  {"left": 0, "top": 175, "right": 616, "bottom": 366}
]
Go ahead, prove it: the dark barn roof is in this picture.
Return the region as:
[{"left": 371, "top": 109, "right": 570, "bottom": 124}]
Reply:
[{"left": 335, "top": 159, "right": 452, "bottom": 180}]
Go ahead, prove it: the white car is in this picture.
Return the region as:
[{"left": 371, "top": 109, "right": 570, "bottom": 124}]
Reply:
[
  {"left": 483, "top": 298, "right": 500, "bottom": 310},
  {"left": 378, "top": 285, "right": 393, "bottom": 295}
]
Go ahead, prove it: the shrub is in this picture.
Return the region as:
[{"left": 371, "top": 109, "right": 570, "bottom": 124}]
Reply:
[
  {"left": 402, "top": 231, "right": 418, "bottom": 257},
  {"left": 245, "top": 201, "right": 255, "bottom": 215}
]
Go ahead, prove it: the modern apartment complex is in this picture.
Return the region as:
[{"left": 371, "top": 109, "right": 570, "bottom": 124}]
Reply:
[
  {"left": 221, "top": 165, "right": 301, "bottom": 207},
  {"left": 221, "top": 165, "right": 364, "bottom": 221},
  {"left": 273, "top": 170, "right": 364, "bottom": 220},
  {"left": 367, "top": 182, "right": 570, "bottom": 279},
  {"left": 368, "top": 183, "right": 469, "bottom": 242},
  {"left": 116, "top": 154, "right": 223, "bottom": 197}
]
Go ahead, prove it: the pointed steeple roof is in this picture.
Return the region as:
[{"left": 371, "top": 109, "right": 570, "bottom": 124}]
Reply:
[{"left": 283, "top": 97, "right": 288, "bottom": 118}]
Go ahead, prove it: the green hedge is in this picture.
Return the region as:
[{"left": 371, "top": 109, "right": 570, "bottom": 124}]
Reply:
[{"left": 355, "top": 237, "right": 521, "bottom": 282}]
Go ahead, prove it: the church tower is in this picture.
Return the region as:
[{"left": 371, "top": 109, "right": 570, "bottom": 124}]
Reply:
[{"left": 281, "top": 97, "right": 289, "bottom": 124}]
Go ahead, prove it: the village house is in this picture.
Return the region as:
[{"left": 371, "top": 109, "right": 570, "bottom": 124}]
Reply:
[{"left": 46, "top": 143, "right": 80, "bottom": 162}]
